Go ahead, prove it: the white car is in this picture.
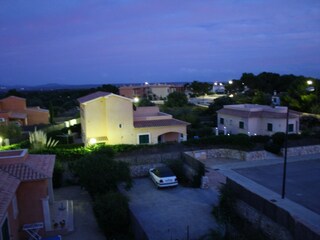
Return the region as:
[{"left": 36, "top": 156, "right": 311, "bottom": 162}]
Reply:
[{"left": 149, "top": 166, "right": 178, "bottom": 188}]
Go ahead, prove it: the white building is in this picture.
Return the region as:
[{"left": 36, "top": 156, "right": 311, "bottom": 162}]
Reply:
[{"left": 217, "top": 104, "right": 300, "bottom": 136}]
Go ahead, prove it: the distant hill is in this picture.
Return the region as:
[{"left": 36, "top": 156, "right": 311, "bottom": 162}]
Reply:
[
  {"left": 0, "top": 81, "right": 191, "bottom": 92},
  {"left": 0, "top": 83, "right": 102, "bottom": 92}
]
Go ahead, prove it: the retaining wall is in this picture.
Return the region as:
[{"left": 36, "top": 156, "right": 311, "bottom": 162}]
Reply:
[
  {"left": 185, "top": 145, "right": 320, "bottom": 161},
  {"left": 227, "top": 178, "right": 320, "bottom": 240}
]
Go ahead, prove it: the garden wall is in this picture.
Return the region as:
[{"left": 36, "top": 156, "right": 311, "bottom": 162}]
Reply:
[
  {"left": 185, "top": 145, "right": 320, "bottom": 161},
  {"left": 115, "top": 152, "right": 182, "bottom": 177},
  {"left": 227, "top": 178, "right": 320, "bottom": 240}
]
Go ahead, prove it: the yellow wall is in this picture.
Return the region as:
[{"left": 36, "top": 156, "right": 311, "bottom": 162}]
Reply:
[
  {"left": 134, "top": 125, "right": 187, "bottom": 144},
  {"left": 105, "top": 95, "right": 135, "bottom": 144},
  {"left": 81, "top": 98, "right": 107, "bottom": 143},
  {"left": 81, "top": 94, "right": 188, "bottom": 145}
]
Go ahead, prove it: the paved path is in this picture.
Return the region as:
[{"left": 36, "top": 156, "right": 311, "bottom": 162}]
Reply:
[{"left": 54, "top": 186, "right": 105, "bottom": 240}]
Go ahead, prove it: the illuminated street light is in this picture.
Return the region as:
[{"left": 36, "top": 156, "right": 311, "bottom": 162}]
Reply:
[
  {"left": 228, "top": 80, "right": 233, "bottom": 85},
  {"left": 133, "top": 97, "right": 139, "bottom": 103}
]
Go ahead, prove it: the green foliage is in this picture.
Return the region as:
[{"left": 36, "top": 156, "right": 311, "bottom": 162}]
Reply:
[
  {"left": 186, "top": 81, "right": 212, "bottom": 96},
  {"left": 165, "top": 92, "right": 188, "bottom": 107},
  {"left": 272, "top": 132, "right": 285, "bottom": 146},
  {"left": 0, "top": 123, "right": 22, "bottom": 140},
  {"left": 29, "top": 128, "right": 59, "bottom": 150},
  {"left": 75, "top": 152, "right": 131, "bottom": 196},
  {"left": 93, "top": 192, "right": 131, "bottom": 238},
  {"left": 264, "top": 142, "right": 281, "bottom": 155},
  {"left": 137, "top": 98, "right": 155, "bottom": 106},
  {"left": 252, "top": 91, "right": 271, "bottom": 105},
  {"left": 208, "top": 96, "right": 235, "bottom": 114},
  {"left": 212, "top": 184, "right": 237, "bottom": 224},
  {"left": 184, "top": 134, "right": 253, "bottom": 150}
]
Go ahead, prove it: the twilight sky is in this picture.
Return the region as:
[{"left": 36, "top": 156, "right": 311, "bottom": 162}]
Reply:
[{"left": 0, "top": 0, "right": 320, "bottom": 86}]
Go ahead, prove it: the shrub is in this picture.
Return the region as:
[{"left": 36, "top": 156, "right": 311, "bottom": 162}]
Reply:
[
  {"left": 93, "top": 192, "right": 131, "bottom": 238},
  {"left": 75, "top": 153, "right": 132, "bottom": 196},
  {"left": 271, "top": 132, "right": 286, "bottom": 146},
  {"left": 250, "top": 135, "right": 270, "bottom": 144},
  {"left": 264, "top": 142, "right": 281, "bottom": 155}
]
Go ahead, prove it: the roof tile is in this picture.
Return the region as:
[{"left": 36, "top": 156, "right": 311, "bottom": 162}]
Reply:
[
  {"left": 134, "top": 119, "right": 190, "bottom": 128},
  {"left": 77, "top": 91, "right": 111, "bottom": 104}
]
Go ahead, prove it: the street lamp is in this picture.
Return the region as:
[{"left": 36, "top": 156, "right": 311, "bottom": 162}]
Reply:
[{"left": 281, "top": 106, "right": 290, "bottom": 199}]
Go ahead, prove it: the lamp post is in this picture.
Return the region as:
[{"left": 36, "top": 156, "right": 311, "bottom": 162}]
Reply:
[
  {"left": 281, "top": 106, "right": 289, "bottom": 199},
  {"left": 307, "top": 80, "right": 318, "bottom": 105}
]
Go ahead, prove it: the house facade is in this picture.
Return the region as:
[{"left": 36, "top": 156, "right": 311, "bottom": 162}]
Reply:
[
  {"left": 0, "top": 96, "right": 49, "bottom": 126},
  {"left": 217, "top": 104, "right": 300, "bottom": 136},
  {"left": 119, "top": 84, "right": 185, "bottom": 100},
  {"left": 0, "top": 149, "right": 55, "bottom": 240},
  {"left": 78, "top": 92, "right": 189, "bottom": 145}
]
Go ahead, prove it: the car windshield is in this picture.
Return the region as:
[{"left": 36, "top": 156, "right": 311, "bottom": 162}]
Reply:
[{"left": 153, "top": 167, "right": 174, "bottom": 177}]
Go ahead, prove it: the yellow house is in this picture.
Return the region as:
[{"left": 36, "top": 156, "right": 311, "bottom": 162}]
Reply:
[{"left": 78, "top": 91, "right": 189, "bottom": 145}]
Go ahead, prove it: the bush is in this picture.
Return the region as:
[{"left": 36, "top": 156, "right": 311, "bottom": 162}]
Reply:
[
  {"left": 75, "top": 153, "right": 132, "bottom": 196},
  {"left": 250, "top": 135, "right": 270, "bottom": 144},
  {"left": 271, "top": 132, "right": 286, "bottom": 146},
  {"left": 264, "top": 142, "right": 281, "bottom": 155},
  {"left": 93, "top": 192, "right": 132, "bottom": 238}
]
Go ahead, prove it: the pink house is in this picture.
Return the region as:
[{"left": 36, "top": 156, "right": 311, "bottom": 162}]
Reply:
[{"left": 0, "top": 149, "right": 59, "bottom": 239}]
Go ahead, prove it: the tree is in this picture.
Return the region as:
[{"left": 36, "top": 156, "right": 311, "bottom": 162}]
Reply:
[
  {"left": 0, "top": 123, "right": 22, "bottom": 141},
  {"left": 187, "top": 81, "right": 212, "bottom": 96},
  {"left": 137, "top": 98, "right": 155, "bottom": 107},
  {"left": 93, "top": 192, "right": 131, "bottom": 237},
  {"left": 208, "top": 96, "right": 235, "bottom": 113},
  {"left": 75, "top": 148, "right": 132, "bottom": 196},
  {"left": 165, "top": 92, "right": 188, "bottom": 107},
  {"left": 252, "top": 91, "right": 271, "bottom": 105}
]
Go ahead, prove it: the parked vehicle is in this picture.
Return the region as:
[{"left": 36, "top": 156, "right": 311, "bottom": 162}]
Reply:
[{"left": 149, "top": 166, "right": 178, "bottom": 188}]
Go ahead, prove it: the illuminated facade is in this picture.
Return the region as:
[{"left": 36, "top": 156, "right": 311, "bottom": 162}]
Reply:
[{"left": 78, "top": 92, "right": 189, "bottom": 145}]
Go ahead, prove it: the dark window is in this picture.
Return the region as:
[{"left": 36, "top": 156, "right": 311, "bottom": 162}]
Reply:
[
  {"left": 267, "top": 123, "right": 273, "bottom": 132},
  {"left": 220, "top": 118, "right": 224, "bottom": 124},
  {"left": 239, "top": 121, "right": 244, "bottom": 129},
  {"left": 139, "top": 134, "right": 149, "bottom": 144},
  {"left": 288, "top": 124, "right": 294, "bottom": 132}
]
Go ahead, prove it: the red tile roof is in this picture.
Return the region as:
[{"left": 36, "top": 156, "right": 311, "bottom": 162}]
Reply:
[
  {"left": 134, "top": 119, "right": 190, "bottom": 128},
  {"left": 0, "top": 170, "right": 20, "bottom": 221},
  {"left": 0, "top": 150, "right": 55, "bottom": 222},
  {"left": 77, "top": 91, "right": 111, "bottom": 104}
]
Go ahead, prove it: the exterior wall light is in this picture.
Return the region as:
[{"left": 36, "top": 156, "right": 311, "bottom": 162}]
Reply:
[
  {"left": 133, "top": 97, "right": 139, "bottom": 103},
  {"left": 89, "top": 138, "right": 97, "bottom": 145}
]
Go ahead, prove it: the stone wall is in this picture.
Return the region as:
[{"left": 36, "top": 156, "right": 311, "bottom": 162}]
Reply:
[
  {"left": 115, "top": 152, "right": 182, "bottom": 177},
  {"left": 283, "top": 145, "right": 320, "bottom": 157},
  {"left": 185, "top": 145, "right": 320, "bottom": 161},
  {"left": 184, "top": 149, "right": 267, "bottom": 161},
  {"left": 227, "top": 178, "right": 320, "bottom": 240}
]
